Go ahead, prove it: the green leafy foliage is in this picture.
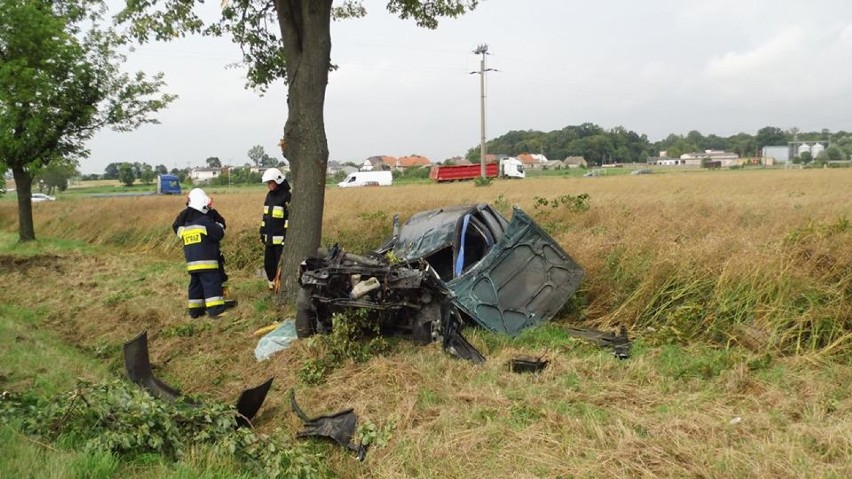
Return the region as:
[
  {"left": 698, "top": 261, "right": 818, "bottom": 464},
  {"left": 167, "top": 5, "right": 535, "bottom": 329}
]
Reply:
[
  {"left": 358, "top": 419, "right": 395, "bottom": 448},
  {"left": 533, "top": 193, "right": 590, "bottom": 212},
  {"left": 473, "top": 176, "right": 492, "bottom": 187},
  {"left": 386, "top": 0, "right": 478, "bottom": 29},
  {"left": 0, "top": 381, "right": 325, "bottom": 478},
  {"left": 35, "top": 159, "right": 79, "bottom": 194},
  {"left": 0, "top": 0, "right": 175, "bottom": 240},
  {"left": 493, "top": 193, "right": 510, "bottom": 213},
  {"left": 298, "top": 309, "right": 392, "bottom": 385}
]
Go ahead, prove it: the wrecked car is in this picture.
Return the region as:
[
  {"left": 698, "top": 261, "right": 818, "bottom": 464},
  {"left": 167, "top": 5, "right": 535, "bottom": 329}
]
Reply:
[{"left": 296, "top": 204, "right": 584, "bottom": 355}]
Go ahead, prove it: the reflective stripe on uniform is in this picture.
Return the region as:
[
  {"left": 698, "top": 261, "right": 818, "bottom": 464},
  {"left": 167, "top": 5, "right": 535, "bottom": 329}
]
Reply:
[
  {"left": 261, "top": 220, "right": 265, "bottom": 227},
  {"left": 188, "top": 299, "right": 205, "bottom": 309},
  {"left": 284, "top": 219, "right": 289, "bottom": 228},
  {"left": 272, "top": 235, "right": 285, "bottom": 245},
  {"left": 272, "top": 206, "right": 285, "bottom": 218},
  {"left": 205, "top": 296, "right": 225, "bottom": 307},
  {"left": 180, "top": 225, "right": 207, "bottom": 235},
  {"left": 187, "top": 260, "right": 219, "bottom": 271},
  {"left": 263, "top": 206, "right": 269, "bottom": 214}
]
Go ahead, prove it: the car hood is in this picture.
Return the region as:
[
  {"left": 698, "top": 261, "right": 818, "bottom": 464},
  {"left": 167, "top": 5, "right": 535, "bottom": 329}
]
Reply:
[{"left": 447, "top": 207, "right": 585, "bottom": 336}]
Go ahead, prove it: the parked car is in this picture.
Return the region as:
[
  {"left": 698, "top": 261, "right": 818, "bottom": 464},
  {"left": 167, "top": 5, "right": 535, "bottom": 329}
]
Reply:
[
  {"left": 31, "top": 193, "right": 56, "bottom": 202},
  {"left": 296, "top": 204, "right": 585, "bottom": 360}
]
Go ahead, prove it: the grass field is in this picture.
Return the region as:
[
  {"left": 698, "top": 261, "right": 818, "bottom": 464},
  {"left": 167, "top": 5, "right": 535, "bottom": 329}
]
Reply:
[{"left": 0, "top": 168, "right": 850, "bottom": 478}]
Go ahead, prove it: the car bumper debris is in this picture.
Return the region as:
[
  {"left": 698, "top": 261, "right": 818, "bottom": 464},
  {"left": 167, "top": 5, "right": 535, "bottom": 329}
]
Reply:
[{"left": 123, "top": 330, "right": 273, "bottom": 426}]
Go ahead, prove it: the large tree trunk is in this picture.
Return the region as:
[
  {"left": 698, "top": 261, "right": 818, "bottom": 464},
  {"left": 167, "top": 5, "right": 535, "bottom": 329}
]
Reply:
[
  {"left": 274, "top": 0, "right": 333, "bottom": 303},
  {"left": 12, "top": 165, "right": 36, "bottom": 242}
]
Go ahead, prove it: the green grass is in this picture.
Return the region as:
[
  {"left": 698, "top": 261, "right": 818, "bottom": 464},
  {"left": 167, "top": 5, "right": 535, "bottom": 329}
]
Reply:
[
  {"left": 0, "top": 232, "right": 94, "bottom": 254},
  {"left": 0, "top": 425, "right": 121, "bottom": 479},
  {"left": 0, "top": 303, "right": 110, "bottom": 395}
]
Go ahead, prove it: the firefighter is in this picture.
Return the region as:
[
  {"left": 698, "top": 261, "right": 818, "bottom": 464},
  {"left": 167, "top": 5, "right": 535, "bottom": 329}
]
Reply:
[
  {"left": 174, "top": 188, "right": 227, "bottom": 318},
  {"left": 260, "top": 167, "right": 291, "bottom": 290},
  {"left": 172, "top": 202, "right": 231, "bottom": 299}
]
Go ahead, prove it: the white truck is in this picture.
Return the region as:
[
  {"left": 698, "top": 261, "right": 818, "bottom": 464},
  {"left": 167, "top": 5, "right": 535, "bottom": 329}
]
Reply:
[
  {"left": 337, "top": 170, "right": 393, "bottom": 188},
  {"left": 498, "top": 157, "right": 525, "bottom": 179}
]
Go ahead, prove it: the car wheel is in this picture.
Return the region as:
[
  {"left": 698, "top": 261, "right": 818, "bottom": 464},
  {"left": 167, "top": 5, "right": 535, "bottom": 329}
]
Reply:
[{"left": 295, "top": 287, "right": 318, "bottom": 339}]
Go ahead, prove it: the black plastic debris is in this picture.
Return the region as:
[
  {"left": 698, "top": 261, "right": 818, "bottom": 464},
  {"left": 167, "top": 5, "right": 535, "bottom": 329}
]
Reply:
[
  {"left": 123, "top": 330, "right": 183, "bottom": 401},
  {"left": 611, "top": 325, "right": 631, "bottom": 360},
  {"left": 509, "top": 355, "right": 549, "bottom": 373},
  {"left": 442, "top": 310, "right": 486, "bottom": 364},
  {"left": 123, "top": 330, "right": 273, "bottom": 427},
  {"left": 565, "top": 324, "right": 632, "bottom": 360},
  {"left": 235, "top": 378, "right": 274, "bottom": 428},
  {"left": 290, "top": 390, "right": 367, "bottom": 461}
]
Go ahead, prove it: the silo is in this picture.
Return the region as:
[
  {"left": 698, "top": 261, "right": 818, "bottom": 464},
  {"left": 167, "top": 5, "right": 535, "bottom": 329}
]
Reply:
[
  {"left": 797, "top": 143, "right": 811, "bottom": 156},
  {"left": 811, "top": 143, "right": 825, "bottom": 158}
]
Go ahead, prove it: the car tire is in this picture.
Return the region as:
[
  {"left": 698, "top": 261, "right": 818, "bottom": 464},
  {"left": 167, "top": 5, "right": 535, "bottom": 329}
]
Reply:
[{"left": 295, "top": 287, "right": 317, "bottom": 339}]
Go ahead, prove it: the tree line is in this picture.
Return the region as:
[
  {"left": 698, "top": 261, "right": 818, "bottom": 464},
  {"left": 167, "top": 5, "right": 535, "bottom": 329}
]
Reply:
[
  {"left": 85, "top": 144, "right": 287, "bottom": 186},
  {"left": 465, "top": 124, "right": 852, "bottom": 166}
]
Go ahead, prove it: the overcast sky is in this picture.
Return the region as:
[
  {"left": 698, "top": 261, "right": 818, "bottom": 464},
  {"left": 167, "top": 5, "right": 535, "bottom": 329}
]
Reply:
[{"left": 84, "top": 0, "right": 852, "bottom": 174}]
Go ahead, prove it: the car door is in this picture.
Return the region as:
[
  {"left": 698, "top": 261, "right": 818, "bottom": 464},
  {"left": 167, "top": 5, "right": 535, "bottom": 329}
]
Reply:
[{"left": 448, "top": 206, "right": 585, "bottom": 336}]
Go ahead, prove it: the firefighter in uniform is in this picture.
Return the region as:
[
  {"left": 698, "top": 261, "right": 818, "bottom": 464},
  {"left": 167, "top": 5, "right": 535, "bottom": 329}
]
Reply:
[
  {"left": 174, "top": 188, "right": 227, "bottom": 318},
  {"left": 172, "top": 200, "right": 230, "bottom": 297},
  {"left": 260, "top": 168, "right": 291, "bottom": 290}
]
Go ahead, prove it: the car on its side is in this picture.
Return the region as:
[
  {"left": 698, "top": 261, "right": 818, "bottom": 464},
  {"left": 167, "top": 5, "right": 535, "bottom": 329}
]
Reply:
[
  {"left": 296, "top": 203, "right": 585, "bottom": 359},
  {"left": 31, "top": 193, "right": 56, "bottom": 202}
]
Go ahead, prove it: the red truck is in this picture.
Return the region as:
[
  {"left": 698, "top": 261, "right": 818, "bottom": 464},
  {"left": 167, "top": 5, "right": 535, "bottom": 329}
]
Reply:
[{"left": 429, "top": 158, "right": 525, "bottom": 182}]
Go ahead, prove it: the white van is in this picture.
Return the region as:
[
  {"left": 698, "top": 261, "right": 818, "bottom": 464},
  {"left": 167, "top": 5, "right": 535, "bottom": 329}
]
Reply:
[
  {"left": 499, "top": 157, "right": 525, "bottom": 179},
  {"left": 338, "top": 170, "right": 393, "bottom": 188}
]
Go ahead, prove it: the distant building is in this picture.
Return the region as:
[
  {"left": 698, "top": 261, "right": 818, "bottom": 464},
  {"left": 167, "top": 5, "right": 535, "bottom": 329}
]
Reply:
[
  {"left": 190, "top": 167, "right": 222, "bottom": 184},
  {"left": 786, "top": 141, "right": 830, "bottom": 162},
  {"left": 542, "top": 160, "right": 565, "bottom": 169},
  {"left": 516, "top": 153, "right": 549, "bottom": 169},
  {"left": 651, "top": 150, "right": 740, "bottom": 167},
  {"left": 394, "top": 155, "right": 432, "bottom": 170},
  {"left": 563, "top": 156, "right": 588, "bottom": 168},
  {"left": 361, "top": 155, "right": 395, "bottom": 171},
  {"left": 762, "top": 145, "right": 791, "bottom": 164}
]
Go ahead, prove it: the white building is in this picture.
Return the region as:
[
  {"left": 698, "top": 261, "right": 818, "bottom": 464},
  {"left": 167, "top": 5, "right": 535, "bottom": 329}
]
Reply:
[
  {"left": 190, "top": 167, "right": 222, "bottom": 184},
  {"left": 679, "top": 150, "right": 741, "bottom": 167},
  {"left": 762, "top": 145, "right": 791, "bottom": 164}
]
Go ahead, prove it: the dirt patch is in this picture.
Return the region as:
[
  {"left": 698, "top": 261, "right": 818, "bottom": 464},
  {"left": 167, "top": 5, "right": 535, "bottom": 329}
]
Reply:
[{"left": 0, "top": 254, "right": 65, "bottom": 274}]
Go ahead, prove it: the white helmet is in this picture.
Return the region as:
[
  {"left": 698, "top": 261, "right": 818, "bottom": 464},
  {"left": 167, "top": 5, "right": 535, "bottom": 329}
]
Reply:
[
  {"left": 187, "top": 188, "right": 211, "bottom": 214},
  {"left": 262, "top": 167, "right": 285, "bottom": 185}
]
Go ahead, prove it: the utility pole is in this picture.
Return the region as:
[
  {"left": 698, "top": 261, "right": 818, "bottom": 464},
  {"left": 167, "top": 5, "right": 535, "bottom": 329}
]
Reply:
[{"left": 472, "top": 44, "right": 496, "bottom": 179}]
